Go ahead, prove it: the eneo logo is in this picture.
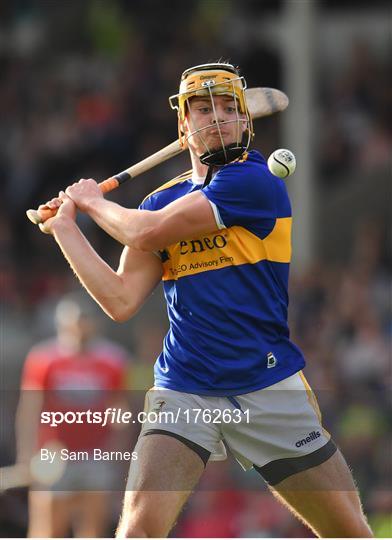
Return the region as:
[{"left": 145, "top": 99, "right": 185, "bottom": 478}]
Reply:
[
  {"left": 179, "top": 234, "right": 227, "bottom": 255},
  {"left": 295, "top": 431, "right": 321, "bottom": 448}
]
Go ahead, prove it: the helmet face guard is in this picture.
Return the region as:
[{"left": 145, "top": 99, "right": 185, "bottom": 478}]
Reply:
[{"left": 169, "top": 63, "right": 254, "bottom": 166}]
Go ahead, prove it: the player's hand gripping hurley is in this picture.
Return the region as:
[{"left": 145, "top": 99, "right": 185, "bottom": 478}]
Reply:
[{"left": 26, "top": 87, "right": 288, "bottom": 225}]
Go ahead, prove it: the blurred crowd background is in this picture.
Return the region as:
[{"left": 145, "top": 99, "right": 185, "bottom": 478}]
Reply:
[{"left": 1, "top": 0, "right": 390, "bottom": 537}]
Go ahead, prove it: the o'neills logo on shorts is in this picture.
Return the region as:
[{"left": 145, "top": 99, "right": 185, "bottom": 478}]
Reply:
[{"left": 295, "top": 430, "right": 321, "bottom": 448}]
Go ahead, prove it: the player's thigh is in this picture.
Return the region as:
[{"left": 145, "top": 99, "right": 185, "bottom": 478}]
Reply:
[
  {"left": 271, "top": 449, "right": 373, "bottom": 537},
  {"left": 73, "top": 491, "right": 109, "bottom": 537},
  {"left": 117, "top": 434, "right": 205, "bottom": 538},
  {"left": 28, "top": 490, "right": 71, "bottom": 537}
]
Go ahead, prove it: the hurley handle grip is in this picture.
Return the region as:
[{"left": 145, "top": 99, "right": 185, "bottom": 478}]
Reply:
[{"left": 25, "top": 174, "right": 130, "bottom": 225}]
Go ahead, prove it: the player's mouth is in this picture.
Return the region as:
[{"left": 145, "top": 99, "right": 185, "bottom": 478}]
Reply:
[
  {"left": 208, "top": 134, "right": 230, "bottom": 142},
  {"left": 207, "top": 126, "right": 230, "bottom": 135}
]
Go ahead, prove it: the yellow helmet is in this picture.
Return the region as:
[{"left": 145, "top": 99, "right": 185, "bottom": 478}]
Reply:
[{"left": 169, "top": 62, "right": 254, "bottom": 165}]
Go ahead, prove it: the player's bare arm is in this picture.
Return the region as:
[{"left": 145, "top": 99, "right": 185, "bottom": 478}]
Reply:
[
  {"left": 60, "top": 93, "right": 246, "bottom": 250},
  {"left": 63, "top": 179, "right": 218, "bottom": 251},
  {"left": 41, "top": 194, "right": 162, "bottom": 321}
]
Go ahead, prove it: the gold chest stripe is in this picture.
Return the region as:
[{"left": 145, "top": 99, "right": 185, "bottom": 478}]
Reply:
[
  {"left": 162, "top": 217, "right": 292, "bottom": 281},
  {"left": 141, "top": 170, "right": 193, "bottom": 204}
]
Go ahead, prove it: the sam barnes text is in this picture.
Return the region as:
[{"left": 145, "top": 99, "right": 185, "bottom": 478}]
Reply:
[{"left": 41, "top": 448, "right": 138, "bottom": 462}]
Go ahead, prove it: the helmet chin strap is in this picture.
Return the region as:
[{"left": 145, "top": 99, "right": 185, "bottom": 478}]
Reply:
[
  {"left": 201, "top": 143, "right": 247, "bottom": 187},
  {"left": 202, "top": 164, "right": 215, "bottom": 187},
  {"left": 199, "top": 142, "right": 247, "bottom": 167}
]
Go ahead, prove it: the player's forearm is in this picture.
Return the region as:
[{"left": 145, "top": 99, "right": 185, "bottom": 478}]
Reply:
[
  {"left": 51, "top": 217, "right": 133, "bottom": 320},
  {"left": 85, "top": 198, "right": 159, "bottom": 250}
]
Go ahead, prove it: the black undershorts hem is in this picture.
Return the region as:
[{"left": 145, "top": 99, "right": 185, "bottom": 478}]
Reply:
[
  {"left": 254, "top": 439, "right": 337, "bottom": 485},
  {"left": 142, "top": 429, "right": 211, "bottom": 466}
]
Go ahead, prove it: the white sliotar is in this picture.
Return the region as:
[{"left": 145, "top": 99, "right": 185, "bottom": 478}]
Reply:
[{"left": 267, "top": 149, "right": 296, "bottom": 178}]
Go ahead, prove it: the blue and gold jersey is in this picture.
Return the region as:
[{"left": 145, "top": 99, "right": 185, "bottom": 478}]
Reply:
[{"left": 140, "top": 150, "right": 305, "bottom": 396}]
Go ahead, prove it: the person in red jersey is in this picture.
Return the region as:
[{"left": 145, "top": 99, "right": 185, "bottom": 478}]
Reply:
[{"left": 16, "top": 293, "right": 128, "bottom": 537}]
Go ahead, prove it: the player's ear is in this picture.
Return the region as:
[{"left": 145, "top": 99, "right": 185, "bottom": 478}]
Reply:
[
  {"left": 242, "top": 118, "right": 247, "bottom": 132},
  {"left": 180, "top": 116, "right": 188, "bottom": 135}
]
